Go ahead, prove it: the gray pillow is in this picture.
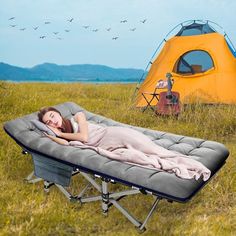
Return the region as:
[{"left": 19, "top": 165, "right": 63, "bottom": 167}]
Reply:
[{"left": 31, "top": 120, "right": 56, "bottom": 136}]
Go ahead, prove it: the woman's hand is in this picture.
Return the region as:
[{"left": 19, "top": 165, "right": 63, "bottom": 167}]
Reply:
[
  {"left": 43, "top": 132, "right": 69, "bottom": 145},
  {"left": 43, "top": 132, "right": 52, "bottom": 138},
  {"left": 46, "top": 126, "right": 62, "bottom": 137}
]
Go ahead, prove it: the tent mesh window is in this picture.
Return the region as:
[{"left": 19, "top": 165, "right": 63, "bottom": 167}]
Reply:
[
  {"left": 174, "top": 50, "right": 214, "bottom": 75},
  {"left": 176, "top": 22, "right": 216, "bottom": 36}
]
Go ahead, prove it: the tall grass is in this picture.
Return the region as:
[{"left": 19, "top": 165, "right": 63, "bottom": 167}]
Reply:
[{"left": 0, "top": 82, "right": 235, "bottom": 235}]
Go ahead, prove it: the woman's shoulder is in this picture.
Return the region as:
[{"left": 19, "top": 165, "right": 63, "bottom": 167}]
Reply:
[
  {"left": 71, "top": 111, "right": 86, "bottom": 124},
  {"left": 74, "top": 111, "right": 85, "bottom": 121}
]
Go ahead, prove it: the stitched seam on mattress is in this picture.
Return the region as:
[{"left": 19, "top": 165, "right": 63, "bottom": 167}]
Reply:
[
  {"left": 160, "top": 133, "right": 167, "bottom": 138},
  {"left": 81, "top": 153, "right": 99, "bottom": 159},
  {"left": 167, "top": 143, "right": 180, "bottom": 149},
  {"left": 148, "top": 171, "right": 160, "bottom": 179},
  {"left": 177, "top": 137, "right": 185, "bottom": 143},
  {"left": 197, "top": 140, "right": 206, "bottom": 148},
  {"left": 163, "top": 137, "right": 186, "bottom": 149},
  {"left": 168, "top": 137, "right": 185, "bottom": 144},
  {"left": 168, "top": 139, "right": 207, "bottom": 154},
  {"left": 125, "top": 166, "right": 134, "bottom": 171},
  {"left": 103, "top": 160, "right": 115, "bottom": 165},
  {"left": 188, "top": 147, "right": 218, "bottom": 155}
]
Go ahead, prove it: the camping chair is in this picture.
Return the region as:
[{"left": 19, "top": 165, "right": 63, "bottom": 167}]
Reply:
[{"left": 141, "top": 80, "right": 169, "bottom": 112}]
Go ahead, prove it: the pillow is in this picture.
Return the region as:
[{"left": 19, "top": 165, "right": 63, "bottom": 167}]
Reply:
[{"left": 31, "top": 120, "right": 56, "bottom": 136}]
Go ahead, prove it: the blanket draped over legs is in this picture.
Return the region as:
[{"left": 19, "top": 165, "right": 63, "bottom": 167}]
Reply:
[{"left": 70, "top": 125, "right": 211, "bottom": 181}]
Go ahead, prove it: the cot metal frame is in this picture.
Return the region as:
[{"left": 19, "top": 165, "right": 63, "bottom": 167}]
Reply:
[{"left": 23, "top": 150, "right": 163, "bottom": 233}]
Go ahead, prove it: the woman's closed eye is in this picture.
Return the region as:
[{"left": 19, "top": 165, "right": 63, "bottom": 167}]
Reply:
[
  {"left": 50, "top": 112, "right": 54, "bottom": 119},
  {"left": 45, "top": 113, "right": 54, "bottom": 125},
  {"left": 46, "top": 120, "right": 52, "bottom": 125}
]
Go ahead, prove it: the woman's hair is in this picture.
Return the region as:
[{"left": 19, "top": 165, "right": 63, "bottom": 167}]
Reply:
[
  {"left": 38, "top": 107, "right": 73, "bottom": 133},
  {"left": 38, "top": 107, "right": 61, "bottom": 123}
]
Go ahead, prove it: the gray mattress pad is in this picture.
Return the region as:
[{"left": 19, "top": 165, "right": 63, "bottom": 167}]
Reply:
[{"left": 4, "top": 102, "right": 229, "bottom": 202}]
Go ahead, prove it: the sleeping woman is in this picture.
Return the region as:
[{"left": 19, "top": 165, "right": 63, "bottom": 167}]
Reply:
[{"left": 38, "top": 107, "right": 211, "bottom": 181}]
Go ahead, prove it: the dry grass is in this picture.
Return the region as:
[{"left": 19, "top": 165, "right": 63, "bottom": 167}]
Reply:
[{"left": 0, "top": 81, "right": 235, "bottom": 235}]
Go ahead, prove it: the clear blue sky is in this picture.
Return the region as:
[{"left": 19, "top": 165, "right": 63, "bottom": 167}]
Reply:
[{"left": 0, "top": 0, "right": 236, "bottom": 69}]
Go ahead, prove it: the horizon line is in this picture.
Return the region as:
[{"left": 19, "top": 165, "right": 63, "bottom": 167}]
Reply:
[{"left": 0, "top": 61, "right": 144, "bottom": 70}]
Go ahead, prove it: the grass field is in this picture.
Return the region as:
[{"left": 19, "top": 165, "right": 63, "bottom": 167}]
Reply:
[{"left": 0, "top": 82, "right": 235, "bottom": 235}]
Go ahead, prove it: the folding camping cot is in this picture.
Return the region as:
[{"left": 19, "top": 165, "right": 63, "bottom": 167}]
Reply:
[{"left": 3, "top": 102, "right": 229, "bottom": 232}]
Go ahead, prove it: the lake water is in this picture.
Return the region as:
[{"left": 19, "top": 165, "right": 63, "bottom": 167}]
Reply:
[{"left": 0, "top": 78, "right": 138, "bottom": 84}]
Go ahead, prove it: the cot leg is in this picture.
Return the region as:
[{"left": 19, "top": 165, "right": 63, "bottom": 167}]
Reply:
[
  {"left": 24, "top": 171, "right": 42, "bottom": 184},
  {"left": 80, "top": 172, "right": 101, "bottom": 192},
  {"left": 44, "top": 181, "right": 54, "bottom": 193},
  {"left": 109, "top": 196, "right": 161, "bottom": 233},
  {"left": 43, "top": 181, "right": 81, "bottom": 202},
  {"left": 55, "top": 184, "right": 75, "bottom": 200},
  {"left": 77, "top": 176, "right": 161, "bottom": 231},
  {"left": 77, "top": 183, "right": 92, "bottom": 199},
  {"left": 101, "top": 179, "right": 109, "bottom": 216},
  {"left": 138, "top": 197, "right": 161, "bottom": 232},
  {"left": 38, "top": 169, "right": 161, "bottom": 232},
  {"left": 110, "top": 199, "right": 142, "bottom": 228},
  {"left": 21, "top": 150, "right": 42, "bottom": 184}
]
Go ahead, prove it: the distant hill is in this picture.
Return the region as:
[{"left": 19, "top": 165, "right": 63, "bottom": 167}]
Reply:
[{"left": 0, "top": 62, "right": 145, "bottom": 82}]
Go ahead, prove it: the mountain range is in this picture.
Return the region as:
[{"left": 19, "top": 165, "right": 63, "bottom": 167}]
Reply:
[{"left": 0, "top": 62, "right": 145, "bottom": 82}]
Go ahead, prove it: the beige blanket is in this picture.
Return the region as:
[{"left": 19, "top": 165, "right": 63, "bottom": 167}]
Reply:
[{"left": 69, "top": 122, "right": 211, "bottom": 181}]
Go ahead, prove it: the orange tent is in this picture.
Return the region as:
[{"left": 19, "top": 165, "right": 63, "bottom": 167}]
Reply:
[{"left": 136, "top": 20, "right": 236, "bottom": 107}]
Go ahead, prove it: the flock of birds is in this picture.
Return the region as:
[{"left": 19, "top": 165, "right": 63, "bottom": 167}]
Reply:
[{"left": 8, "top": 17, "right": 147, "bottom": 41}]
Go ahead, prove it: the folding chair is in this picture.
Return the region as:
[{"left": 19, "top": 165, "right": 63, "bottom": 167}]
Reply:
[{"left": 141, "top": 80, "right": 168, "bottom": 112}]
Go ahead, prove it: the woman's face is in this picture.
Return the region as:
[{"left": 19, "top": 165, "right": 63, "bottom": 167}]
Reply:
[{"left": 42, "top": 111, "right": 63, "bottom": 128}]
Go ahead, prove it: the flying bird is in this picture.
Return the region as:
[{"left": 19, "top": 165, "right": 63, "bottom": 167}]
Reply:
[
  {"left": 140, "top": 19, "right": 147, "bottom": 23},
  {"left": 39, "top": 35, "right": 46, "bottom": 39},
  {"left": 65, "top": 29, "right": 70, "bottom": 32},
  {"left": 130, "top": 28, "right": 136, "bottom": 31},
  {"left": 67, "top": 18, "right": 74, "bottom": 22},
  {"left": 106, "top": 28, "right": 111, "bottom": 31},
  {"left": 20, "top": 28, "right": 26, "bottom": 31},
  {"left": 92, "top": 29, "right": 99, "bottom": 32},
  {"left": 53, "top": 32, "right": 59, "bottom": 35},
  {"left": 44, "top": 21, "right": 51, "bottom": 24},
  {"left": 57, "top": 37, "right": 62, "bottom": 40},
  {"left": 33, "top": 26, "right": 39, "bottom": 30},
  {"left": 8, "top": 17, "right": 15, "bottom": 20},
  {"left": 112, "top": 37, "right": 118, "bottom": 40},
  {"left": 83, "top": 25, "right": 89, "bottom": 29},
  {"left": 120, "top": 20, "right": 127, "bottom": 23},
  {"left": 10, "top": 25, "right": 17, "bottom": 27}
]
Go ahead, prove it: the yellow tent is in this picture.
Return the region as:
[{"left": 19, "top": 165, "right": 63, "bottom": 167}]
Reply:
[{"left": 136, "top": 21, "right": 236, "bottom": 107}]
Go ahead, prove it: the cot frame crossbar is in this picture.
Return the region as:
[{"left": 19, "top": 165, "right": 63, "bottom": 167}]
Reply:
[{"left": 26, "top": 168, "right": 161, "bottom": 233}]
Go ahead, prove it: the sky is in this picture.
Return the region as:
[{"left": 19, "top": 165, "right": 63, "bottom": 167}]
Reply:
[{"left": 0, "top": 0, "right": 236, "bottom": 69}]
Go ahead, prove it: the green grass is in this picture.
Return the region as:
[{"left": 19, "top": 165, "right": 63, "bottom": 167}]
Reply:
[{"left": 0, "top": 81, "right": 235, "bottom": 235}]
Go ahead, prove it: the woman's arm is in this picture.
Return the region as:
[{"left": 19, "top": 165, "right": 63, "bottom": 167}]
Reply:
[
  {"left": 60, "top": 112, "right": 88, "bottom": 142},
  {"left": 44, "top": 133, "right": 69, "bottom": 145}
]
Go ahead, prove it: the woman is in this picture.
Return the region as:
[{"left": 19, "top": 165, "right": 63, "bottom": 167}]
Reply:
[
  {"left": 38, "top": 107, "right": 89, "bottom": 145},
  {"left": 38, "top": 107, "right": 211, "bottom": 180}
]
